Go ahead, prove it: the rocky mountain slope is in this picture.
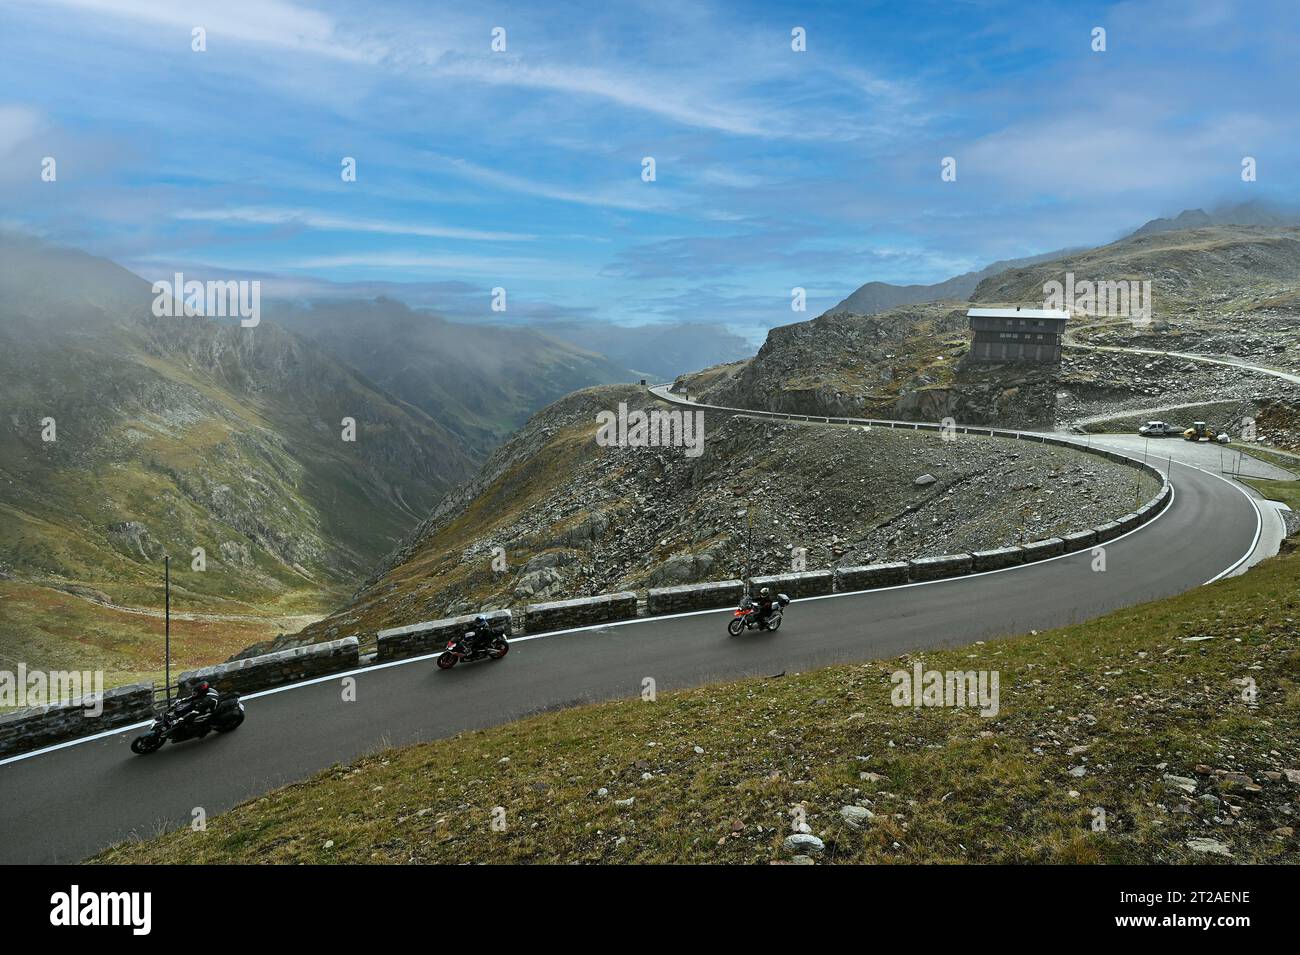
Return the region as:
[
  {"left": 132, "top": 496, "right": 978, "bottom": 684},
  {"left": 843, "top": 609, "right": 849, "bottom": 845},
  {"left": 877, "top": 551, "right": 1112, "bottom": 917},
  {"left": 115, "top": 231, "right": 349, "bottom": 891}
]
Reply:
[
  {"left": 675, "top": 304, "right": 1061, "bottom": 428},
  {"left": 679, "top": 225, "right": 1300, "bottom": 435},
  {"left": 281, "top": 383, "right": 1154, "bottom": 649}
]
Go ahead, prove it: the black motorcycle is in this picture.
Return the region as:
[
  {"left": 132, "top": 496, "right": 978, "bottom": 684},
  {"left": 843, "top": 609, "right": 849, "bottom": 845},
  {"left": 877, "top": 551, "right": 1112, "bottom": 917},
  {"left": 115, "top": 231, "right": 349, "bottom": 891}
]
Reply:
[
  {"left": 727, "top": 593, "right": 790, "bottom": 636},
  {"left": 129, "top": 691, "right": 245, "bottom": 754},
  {"left": 437, "top": 629, "right": 509, "bottom": 669}
]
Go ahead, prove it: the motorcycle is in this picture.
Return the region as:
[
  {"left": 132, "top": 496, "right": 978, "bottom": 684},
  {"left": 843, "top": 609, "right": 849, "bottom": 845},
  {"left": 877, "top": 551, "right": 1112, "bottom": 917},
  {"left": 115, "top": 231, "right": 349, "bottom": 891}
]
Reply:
[
  {"left": 129, "top": 691, "right": 245, "bottom": 755},
  {"left": 728, "top": 593, "right": 790, "bottom": 636},
  {"left": 437, "top": 629, "right": 510, "bottom": 669}
]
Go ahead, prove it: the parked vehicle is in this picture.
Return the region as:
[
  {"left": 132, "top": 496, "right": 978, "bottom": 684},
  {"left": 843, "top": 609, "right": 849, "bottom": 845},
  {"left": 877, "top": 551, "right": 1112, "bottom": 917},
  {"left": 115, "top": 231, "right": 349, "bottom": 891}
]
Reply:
[
  {"left": 1138, "top": 420, "right": 1179, "bottom": 437},
  {"left": 728, "top": 592, "right": 790, "bottom": 636},
  {"left": 1183, "top": 420, "right": 1213, "bottom": 442},
  {"left": 437, "top": 630, "right": 509, "bottom": 669},
  {"left": 129, "top": 691, "right": 245, "bottom": 754}
]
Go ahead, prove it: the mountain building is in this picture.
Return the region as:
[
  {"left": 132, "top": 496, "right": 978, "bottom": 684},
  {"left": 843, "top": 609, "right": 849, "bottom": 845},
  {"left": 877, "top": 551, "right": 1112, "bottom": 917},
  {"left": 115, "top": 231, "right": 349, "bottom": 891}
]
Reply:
[{"left": 966, "top": 307, "right": 1068, "bottom": 363}]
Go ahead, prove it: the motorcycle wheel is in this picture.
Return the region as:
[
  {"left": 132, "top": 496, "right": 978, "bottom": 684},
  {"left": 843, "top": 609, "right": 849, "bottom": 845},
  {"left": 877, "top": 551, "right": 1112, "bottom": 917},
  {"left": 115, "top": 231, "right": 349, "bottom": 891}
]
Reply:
[
  {"left": 214, "top": 710, "right": 245, "bottom": 733},
  {"left": 436, "top": 652, "right": 457, "bottom": 670},
  {"left": 727, "top": 617, "right": 745, "bottom": 636},
  {"left": 130, "top": 732, "right": 164, "bottom": 755},
  {"left": 765, "top": 614, "right": 783, "bottom": 632},
  {"left": 488, "top": 639, "right": 509, "bottom": 660}
]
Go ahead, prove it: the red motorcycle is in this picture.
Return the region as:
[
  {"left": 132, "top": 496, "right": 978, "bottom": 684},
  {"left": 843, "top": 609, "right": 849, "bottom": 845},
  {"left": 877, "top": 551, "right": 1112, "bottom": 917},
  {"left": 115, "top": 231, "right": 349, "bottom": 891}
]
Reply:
[{"left": 728, "top": 593, "right": 789, "bottom": 636}]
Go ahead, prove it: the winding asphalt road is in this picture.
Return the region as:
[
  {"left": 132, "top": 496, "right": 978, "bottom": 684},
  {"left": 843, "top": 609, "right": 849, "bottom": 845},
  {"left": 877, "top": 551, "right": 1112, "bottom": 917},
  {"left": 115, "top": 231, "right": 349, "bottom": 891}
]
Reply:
[{"left": 0, "top": 388, "right": 1273, "bottom": 864}]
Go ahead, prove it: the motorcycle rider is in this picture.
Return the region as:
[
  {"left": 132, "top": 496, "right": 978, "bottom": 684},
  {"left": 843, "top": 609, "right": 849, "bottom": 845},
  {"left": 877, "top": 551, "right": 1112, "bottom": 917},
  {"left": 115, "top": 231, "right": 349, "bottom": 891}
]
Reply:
[
  {"left": 462, "top": 614, "right": 504, "bottom": 654},
  {"left": 752, "top": 588, "right": 776, "bottom": 629},
  {"left": 172, "top": 679, "right": 219, "bottom": 726}
]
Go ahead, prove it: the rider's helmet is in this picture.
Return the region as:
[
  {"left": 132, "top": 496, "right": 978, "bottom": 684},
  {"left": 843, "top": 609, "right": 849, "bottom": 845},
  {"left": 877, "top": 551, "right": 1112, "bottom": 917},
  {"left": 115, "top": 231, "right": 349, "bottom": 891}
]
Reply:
[
  {"left": 193, "top": 680, "right": 211, "bottom": 695},
  {"left": 474, "top": 614, "right": 489, "bottom": 630},
  {"left": 759, "top": 587, "right": 770, "bottom": 597}
]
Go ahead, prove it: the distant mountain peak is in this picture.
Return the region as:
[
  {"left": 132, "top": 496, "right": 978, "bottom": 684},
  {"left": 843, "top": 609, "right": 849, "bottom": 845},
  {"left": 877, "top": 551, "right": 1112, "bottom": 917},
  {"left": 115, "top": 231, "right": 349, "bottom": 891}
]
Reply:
[
  {"left": 1130, "top": 200, "right": 1300, "bottom": 238},
  {"left": 830, "top": 248, "right": 1079, "bottom": 316}
]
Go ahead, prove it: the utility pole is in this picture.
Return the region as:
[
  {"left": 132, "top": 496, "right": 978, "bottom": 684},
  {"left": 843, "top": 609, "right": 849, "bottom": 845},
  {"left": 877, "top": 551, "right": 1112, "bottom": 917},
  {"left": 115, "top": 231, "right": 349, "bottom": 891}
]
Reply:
[
  {"left": 164, "top": 555, "right": 171, "bottom": 704},
  {"left": 745, "top": 506, "right": 753, "bottom": 594}
]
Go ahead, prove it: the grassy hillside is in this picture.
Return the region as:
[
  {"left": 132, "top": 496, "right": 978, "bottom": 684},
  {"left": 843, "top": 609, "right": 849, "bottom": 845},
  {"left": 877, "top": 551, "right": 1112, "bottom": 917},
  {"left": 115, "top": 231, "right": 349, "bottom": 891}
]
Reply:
[
  {"left": 971, "top": 225, "right": 1300, "bottom": 317},
  {"left": 95, "top": 542, "right": 1300, "bottom": 865},
  {"left": 0, "top": 238, "right": 479, "bottom": 682}
]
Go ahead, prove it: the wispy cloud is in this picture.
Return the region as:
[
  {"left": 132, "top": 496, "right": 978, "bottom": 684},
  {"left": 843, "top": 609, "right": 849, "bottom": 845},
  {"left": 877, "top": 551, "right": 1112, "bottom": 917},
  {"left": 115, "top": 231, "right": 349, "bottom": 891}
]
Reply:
[
  {"left": 426, "top": 155, "right": 671, "bottom": 213},
  {"left": 173, "top": 206, "right": 536, "bottom": 241},
  {"left": 428, "top": 55, "right": 774, "bottom": 137},
  {"left": 38, "top": 0, "right": 382, "bottom": 61},
  {"left": 284, "top": 251, "right": 591, "bottom": 281}
]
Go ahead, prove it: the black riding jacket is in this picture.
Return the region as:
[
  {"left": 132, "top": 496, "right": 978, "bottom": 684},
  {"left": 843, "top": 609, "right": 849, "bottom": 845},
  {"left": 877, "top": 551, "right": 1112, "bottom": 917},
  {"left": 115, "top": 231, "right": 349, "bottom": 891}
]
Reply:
[
  {"left": 464, "top": 623, "right": 503, "bottom": 647},
  {"left": 175, "top": 687, "right": 218, "bottom": 720}
]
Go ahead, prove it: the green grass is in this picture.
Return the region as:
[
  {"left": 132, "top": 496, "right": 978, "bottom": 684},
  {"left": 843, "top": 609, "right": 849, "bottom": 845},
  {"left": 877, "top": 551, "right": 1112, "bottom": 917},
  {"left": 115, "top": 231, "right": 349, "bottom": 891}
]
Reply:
[
  {"left": 94, "top": 545, "right": 1300, "bottom": 865},
  {"left": 1242, "top": 477, "right": 1300, "bottom": 512},
  {"left": 1235, "top": 445, "right": 1300, "bottom": 476},
  {"left": 0, "top": 579, "right": 329, "bottom": 690}
]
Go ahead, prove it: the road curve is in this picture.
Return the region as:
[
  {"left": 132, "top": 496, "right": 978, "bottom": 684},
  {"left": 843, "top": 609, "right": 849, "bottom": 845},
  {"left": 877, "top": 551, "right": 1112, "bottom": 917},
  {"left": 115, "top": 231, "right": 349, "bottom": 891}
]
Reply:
[{"left": 0, "top": 462, "right": 1261, "bottom": 862}]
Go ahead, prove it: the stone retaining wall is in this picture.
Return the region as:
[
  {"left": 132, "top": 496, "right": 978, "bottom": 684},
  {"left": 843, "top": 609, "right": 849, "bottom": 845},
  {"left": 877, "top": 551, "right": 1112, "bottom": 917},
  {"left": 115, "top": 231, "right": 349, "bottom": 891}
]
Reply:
[
  {"left": 525, "top": 592, "right": 638, "bottom": 633},
  {"left": 749, "top": 570, "right": 834, "bottom": 598},
  {"left": 835, "top": 562, "right": 909, "bottom": 591},
  {"left": 178, "top": 636, "right": 360, "bottom": 695},
  {"left": 1117, "top": 511, "right": 1143, "bottom": 532},
  {"left": 0, "top": 683, "right": 155, "bottom": 760},
  {"left": 1021, "top": 537, "right": 1066, "bottom": 561},
  {"left": 377, "top": 610, "right": 513, "bottom": 663},
  {"left": 972, "top": 546, "right": 1025, "bottom": 572},
  {"left": 647, "top": 580, "right": 745, "bottom": 616},
  {"left": 908, "top": 553, "right": 975, "bottom": 581},
  {"left": 1094, "top": 520, "right": 1124, "bottom": 542},
  {"left": 1061, "top": 529, "right": 1098, "bottom": 552}
]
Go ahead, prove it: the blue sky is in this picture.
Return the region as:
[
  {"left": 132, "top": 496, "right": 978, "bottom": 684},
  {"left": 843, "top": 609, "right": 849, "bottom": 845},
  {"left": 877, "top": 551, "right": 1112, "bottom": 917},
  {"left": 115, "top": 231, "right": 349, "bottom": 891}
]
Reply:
[{"left": 1, "top": 0, "right": 1297, "bottom": 341}]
